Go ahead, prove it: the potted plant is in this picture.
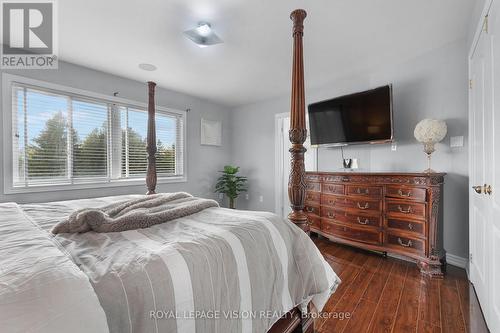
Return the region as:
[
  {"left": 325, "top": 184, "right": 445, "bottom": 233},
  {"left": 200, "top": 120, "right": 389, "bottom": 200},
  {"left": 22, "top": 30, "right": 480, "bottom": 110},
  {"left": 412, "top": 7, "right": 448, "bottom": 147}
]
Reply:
[{"left": 215, "top": 165, "right": 248, "bottom": 209}]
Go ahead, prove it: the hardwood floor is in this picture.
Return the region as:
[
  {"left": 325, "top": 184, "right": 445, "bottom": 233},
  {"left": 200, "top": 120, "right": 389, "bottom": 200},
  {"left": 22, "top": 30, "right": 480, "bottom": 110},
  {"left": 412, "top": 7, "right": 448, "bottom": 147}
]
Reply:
[{"left": 313, "top": 236, "right": 489, "bottom": 333}]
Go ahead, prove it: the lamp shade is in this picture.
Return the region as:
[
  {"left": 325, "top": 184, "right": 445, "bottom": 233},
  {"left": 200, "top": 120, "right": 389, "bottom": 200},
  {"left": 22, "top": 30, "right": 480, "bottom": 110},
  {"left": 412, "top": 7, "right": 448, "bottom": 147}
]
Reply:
[{"left": 414, "top": 119, "right": 447, "bottom": 143}]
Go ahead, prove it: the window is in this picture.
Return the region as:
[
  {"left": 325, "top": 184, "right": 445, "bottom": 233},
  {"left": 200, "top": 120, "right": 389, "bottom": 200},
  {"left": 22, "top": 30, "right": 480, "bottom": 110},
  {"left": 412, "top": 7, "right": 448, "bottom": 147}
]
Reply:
[{"left": 6, "top": 76, "right": 186, "bottom": 192}]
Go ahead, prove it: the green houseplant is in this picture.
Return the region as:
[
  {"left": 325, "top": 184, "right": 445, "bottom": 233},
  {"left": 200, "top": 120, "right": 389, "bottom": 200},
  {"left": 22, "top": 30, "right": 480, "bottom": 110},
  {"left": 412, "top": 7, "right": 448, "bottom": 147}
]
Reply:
[{"left": 215, "top": 165, "right": 248, "bottom": 209}]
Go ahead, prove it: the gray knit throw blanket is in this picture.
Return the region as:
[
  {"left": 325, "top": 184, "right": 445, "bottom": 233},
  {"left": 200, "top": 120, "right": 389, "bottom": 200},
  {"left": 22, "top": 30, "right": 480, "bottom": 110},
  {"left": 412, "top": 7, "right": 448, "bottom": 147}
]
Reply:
[{"left": 51, "top": 192, "right": 219, "bottom": 234}]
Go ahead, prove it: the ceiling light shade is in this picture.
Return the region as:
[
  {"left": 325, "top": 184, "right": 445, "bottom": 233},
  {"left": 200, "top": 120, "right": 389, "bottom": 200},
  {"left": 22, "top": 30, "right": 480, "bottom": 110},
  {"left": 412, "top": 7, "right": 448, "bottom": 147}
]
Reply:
[
  {"left": 138, "top": 63, "right": 157, "bottom": 71},
  {"left": 183, "top": 22, "right": 223, "bottom": 47}
]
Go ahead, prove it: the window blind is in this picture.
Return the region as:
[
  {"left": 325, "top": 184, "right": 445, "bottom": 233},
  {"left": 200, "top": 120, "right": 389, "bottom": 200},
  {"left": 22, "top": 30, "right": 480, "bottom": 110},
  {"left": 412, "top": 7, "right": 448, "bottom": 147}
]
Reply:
[{"left": 11, "top": 82, "right": 185, "bottom": 189}]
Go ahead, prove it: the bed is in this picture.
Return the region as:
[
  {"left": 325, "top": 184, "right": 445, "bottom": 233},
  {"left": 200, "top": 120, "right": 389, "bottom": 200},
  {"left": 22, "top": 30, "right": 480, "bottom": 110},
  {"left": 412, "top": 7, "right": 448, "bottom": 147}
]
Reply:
[{"left": 0, "top": 9, "right": 339, "bottom": 333}]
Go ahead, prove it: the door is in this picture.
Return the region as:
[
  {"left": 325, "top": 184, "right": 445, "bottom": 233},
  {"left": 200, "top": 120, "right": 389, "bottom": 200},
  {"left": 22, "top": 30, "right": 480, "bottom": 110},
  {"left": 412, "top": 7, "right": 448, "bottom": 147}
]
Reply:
[
  {"left": 470, "top": 1, "right": 500, "bottom": 331},
  {"left": 469, "top": 9, "right": 491, "bottom": 325},
  {"left": 488, "top": 2, "right": 500, "bottom": 331}
]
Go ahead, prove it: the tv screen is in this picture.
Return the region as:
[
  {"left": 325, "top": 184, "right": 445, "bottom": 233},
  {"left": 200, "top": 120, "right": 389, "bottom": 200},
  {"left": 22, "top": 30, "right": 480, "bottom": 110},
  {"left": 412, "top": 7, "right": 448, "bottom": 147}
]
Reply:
[{"left": 308, "top": 85, "right": 393, "bottom": 146}]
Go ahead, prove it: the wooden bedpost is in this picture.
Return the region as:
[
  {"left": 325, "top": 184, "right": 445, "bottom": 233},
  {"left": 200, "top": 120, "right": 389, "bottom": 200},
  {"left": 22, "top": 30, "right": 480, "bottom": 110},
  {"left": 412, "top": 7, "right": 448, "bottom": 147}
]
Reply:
[
  {"left": 288, "top": 9, "right": 309, "bottom": 234},
  {"left": 146, "top": 81, "right": 157, "bottom": 195}
]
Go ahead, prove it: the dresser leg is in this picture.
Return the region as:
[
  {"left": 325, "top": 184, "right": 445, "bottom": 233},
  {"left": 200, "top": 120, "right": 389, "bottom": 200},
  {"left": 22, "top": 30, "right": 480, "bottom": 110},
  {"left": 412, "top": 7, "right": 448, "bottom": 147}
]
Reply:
[{"left": 417, "top": 258, "right": 445, "bottom": 278}]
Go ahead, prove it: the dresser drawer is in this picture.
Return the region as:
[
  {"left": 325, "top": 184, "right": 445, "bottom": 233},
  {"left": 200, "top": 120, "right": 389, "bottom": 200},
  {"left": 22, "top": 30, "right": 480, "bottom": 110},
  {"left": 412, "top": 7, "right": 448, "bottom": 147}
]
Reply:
[
  {"left": 347, "top": 213, "right": 382, "bottom": 228},
  {"left": 346, "top": 197, "right": 382, "bottom": 213},
  {"left": 320, "top": 208, "right": 381, "bottom": 228},
  {"left": 386, "top": 200, "right": 426, "bottom": 220},
  {"left": 305, "top": 191, "right": 320, "bottom": 204},
  {"left": 320, "top": 194, "right": 344, "bottom": 207},
  {"left": 321, "top": 220, "right": 382, "bottom": 245},
  {"left": 386, "top": 186, "right": 426, "bottom": 202},
  {"left": 386, "top": 218, "right": 425, "bottom": 237},
  {"left": 306, "top": 182, "right": 321, "bottom": 192},
  {"left": 304, "top": 205, "right": 320, "bottom": 216},
  {"left": 386, "top": 232, "right": 425, "bottom": 255},
  {"left": 347, "top": 185, "right": 382, "bottom": 198},
  {"left": 308, "top": 214, "right": 321, "bottom": 230},
  {"left": 320, "top": 206, "right": 348, "bottom": 223},
  {"left": 320, "top": 194, "right": 382, "bottom": 213},
  {"left": 321, "top": 184, "right": 344, "bottom": 195}
]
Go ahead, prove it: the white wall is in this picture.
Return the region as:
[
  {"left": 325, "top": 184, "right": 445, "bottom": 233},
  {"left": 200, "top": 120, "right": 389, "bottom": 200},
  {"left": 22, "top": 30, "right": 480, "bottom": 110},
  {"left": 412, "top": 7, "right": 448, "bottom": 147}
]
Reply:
[
  {"left": 0, "top": 61, "right": 232, "bottom": 203},
  {"left": 230, "top": 39, "right": 469, "bottom": 259}
]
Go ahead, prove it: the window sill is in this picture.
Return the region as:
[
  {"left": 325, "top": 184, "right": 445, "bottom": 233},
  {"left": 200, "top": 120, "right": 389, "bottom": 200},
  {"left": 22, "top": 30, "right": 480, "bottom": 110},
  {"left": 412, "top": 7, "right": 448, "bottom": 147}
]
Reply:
[{"left": 3, "top": 176, "right": 188, "bottom": 195}]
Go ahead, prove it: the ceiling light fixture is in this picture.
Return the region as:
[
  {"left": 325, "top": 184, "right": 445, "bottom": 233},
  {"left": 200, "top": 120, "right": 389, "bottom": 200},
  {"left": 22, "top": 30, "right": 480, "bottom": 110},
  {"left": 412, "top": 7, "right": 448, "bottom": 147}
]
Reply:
[
  {"left": 138, "top": 63, "right": 157, "bottom": 71},
  {"left": 183, "top": 22, "right": 223, "bottom": 48}
]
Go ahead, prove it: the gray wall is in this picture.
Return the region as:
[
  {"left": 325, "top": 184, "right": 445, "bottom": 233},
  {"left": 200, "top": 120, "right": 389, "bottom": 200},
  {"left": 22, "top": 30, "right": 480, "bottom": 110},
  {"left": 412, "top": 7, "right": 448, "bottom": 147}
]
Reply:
[
  {"left": 0, "top": 61, "right": 232, "bottom": 204},
  {"left": 230, "top": 39, "right": 469, "bottom": 259}
]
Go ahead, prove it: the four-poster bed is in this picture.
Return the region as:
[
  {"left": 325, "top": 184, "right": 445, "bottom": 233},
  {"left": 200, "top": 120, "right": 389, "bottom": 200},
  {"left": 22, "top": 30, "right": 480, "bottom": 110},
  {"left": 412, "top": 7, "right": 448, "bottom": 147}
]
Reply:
[
  {"left": 142, "top": 9, "right": 317, "bottom": 332},
  {"left": 0, "top": 8, "right": 340, "bottom": 333}
]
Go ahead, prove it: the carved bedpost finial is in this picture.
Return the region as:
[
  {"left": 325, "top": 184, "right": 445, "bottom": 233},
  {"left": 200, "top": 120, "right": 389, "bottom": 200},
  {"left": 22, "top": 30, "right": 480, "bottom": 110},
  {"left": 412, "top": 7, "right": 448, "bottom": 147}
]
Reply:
[
  {"left": 146, "top": 81, "right": 157, "bottom": 195},
  {"left": 288, "top": 9, "right": 309, "bottom": 233},
  {"left": 290, "top": 9, "right": 307, "bottom": 36}
]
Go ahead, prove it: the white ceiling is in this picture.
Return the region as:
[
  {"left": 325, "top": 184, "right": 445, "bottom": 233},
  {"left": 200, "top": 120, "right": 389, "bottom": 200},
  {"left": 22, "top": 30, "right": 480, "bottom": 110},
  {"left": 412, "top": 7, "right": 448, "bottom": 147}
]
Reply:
[{"left": 59, "top": 0, "right": 475, "bottom": 107}]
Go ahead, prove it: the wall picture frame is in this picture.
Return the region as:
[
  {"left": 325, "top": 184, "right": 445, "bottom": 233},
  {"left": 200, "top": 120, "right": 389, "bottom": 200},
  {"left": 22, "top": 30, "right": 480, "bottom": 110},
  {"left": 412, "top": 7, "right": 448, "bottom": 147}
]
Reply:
[{"left": 201, "top": 118, "right": 222, "bottom": 146}]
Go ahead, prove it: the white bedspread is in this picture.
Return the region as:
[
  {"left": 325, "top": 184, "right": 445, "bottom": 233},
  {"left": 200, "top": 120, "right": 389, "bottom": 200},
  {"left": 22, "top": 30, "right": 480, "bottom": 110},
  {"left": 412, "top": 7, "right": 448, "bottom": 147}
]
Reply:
[{"left": 0, "top": 203, "right": 109, "bottom": 333}]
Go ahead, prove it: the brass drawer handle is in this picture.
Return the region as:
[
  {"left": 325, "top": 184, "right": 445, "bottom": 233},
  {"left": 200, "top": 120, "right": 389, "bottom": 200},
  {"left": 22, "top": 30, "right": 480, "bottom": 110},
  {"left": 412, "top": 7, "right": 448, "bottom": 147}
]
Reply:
[
  {"left": 328, "top": 200, "right": 335, "bottom": 205},
  {"left": 398, "top": 189, "right": 411, "bottom": 197},
  {"left": 408, "top": 223, "right": 414, "bottom": 230},
  {"left": 397, "top": 205, "right": 412, "bottom": 214},
  {"left": 327, "top": 212, "right": 335, "bottom": 219},
  {"left": 357, "top": 188, "right": 369, "bottom": 195},
  {"left": 357, "top": 202, "right": 370, "bottom": 210},
  {"left": 306, "top": 207, "right": 314, "bottom": 213},
  {"left": 328, "top": 186, "right": 337, "bottom": 192},
  {"left": 357, "top": 217, "right": 369, "bottom": 225},
  {"left": 398, "top": 238, "right": 413, "bottom": 248}
]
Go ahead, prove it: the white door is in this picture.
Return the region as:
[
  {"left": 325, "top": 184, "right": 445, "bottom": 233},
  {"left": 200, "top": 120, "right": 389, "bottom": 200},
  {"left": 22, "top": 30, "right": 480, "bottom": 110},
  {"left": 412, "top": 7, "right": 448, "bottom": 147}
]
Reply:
[
  {"left": 469, "top": 10, "right": 491, "bottom": 324},
  {"left": 488, "top": 2, "right": 500, "bottom": 331},
  {"left": 470, "top": 2, "right": 500, "bottom": 331}
]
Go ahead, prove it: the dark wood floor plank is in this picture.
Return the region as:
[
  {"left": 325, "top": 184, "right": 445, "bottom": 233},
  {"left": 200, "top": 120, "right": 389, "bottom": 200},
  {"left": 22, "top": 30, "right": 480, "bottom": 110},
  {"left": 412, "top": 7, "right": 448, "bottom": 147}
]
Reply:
[
  {"left": 419, "top": 276, "right": 441, "bottom": 328},
  {"left": 393, "top": 265, "right": 423, "bottom": 332},
  {"left": 362, "top": 257, "right": 395, "bottom": 302},
  {"left": 440, "top": 273, "right": 466, "bottom": 333},
  {"left": 315, "top": 263, "right": 361, "bottom": 330},
  {"left": 318, "top": 256, "right": 382, "bottom": 333},
  {"left": 366, "top": 259, "right": 409, "bottom": 333},
  {"left": 456, "top": 272, "right": 488, "bottom": 333},
  {"left": 417, "top": 320, "right": 442, "bottom": 333},
  {"left": 342, "top": 299, "right": 378, "bottom": 333}
]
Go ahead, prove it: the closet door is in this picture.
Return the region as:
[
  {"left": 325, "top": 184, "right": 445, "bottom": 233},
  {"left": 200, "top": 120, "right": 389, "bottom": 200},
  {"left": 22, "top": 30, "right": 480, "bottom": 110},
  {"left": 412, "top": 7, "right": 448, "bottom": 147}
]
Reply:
[
  {"left": 487, "top": 2, "right": 500, "bottom": 331},
  {"left": 469, "top": 17, "right": 491, "bottom": 325},
  {"left": 470, "top": 1, "right": 500, "bottom": 331}
]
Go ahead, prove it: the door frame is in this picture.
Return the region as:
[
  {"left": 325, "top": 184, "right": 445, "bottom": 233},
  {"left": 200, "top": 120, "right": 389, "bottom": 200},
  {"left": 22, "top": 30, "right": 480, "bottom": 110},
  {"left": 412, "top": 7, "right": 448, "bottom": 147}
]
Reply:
[{"left": 274, "top": 112, "right": 318, "bottom": 217}]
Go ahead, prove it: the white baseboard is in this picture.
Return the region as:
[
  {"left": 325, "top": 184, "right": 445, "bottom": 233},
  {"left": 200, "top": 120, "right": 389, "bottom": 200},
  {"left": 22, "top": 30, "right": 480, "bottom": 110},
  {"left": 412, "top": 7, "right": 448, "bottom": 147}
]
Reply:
[{"left": 446, "top": 253, "right": 468, "bottom": 270}]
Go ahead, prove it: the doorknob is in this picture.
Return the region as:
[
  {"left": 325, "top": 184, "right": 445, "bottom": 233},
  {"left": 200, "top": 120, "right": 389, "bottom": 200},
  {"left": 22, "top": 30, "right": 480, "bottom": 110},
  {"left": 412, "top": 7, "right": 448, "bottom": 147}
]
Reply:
[
  {"left": 484, "top": 184, "right": 493, "bottom": 195},
  {"left": 472, "top": 185, "right": 483, "bottom": 194}
]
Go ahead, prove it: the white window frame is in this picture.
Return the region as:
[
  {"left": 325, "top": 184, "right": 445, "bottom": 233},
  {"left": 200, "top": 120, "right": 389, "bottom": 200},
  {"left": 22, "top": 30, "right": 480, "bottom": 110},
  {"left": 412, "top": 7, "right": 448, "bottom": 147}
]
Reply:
[{"left": 2, "top": 73, "right": 187, "bottom": 194}]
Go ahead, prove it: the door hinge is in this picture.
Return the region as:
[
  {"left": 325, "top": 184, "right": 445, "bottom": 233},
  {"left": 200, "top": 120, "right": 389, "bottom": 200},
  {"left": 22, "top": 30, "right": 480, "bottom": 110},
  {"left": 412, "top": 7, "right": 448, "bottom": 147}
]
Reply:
[
  {"left": 484, "top": 15, "right": 489, "bottom": 33},
  {"left": 469, "top": 253, "right": 473, "bottom": 263},
  {"left": 469, "top": 79, "right": 473, "bottom": 89}
]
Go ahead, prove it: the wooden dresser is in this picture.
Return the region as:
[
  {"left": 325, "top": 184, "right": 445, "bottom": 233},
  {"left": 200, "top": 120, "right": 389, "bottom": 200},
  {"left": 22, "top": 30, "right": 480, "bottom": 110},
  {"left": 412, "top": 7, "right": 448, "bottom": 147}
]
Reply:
[{"left": 305, "top": 172, "right": 446, "bottom": 277}]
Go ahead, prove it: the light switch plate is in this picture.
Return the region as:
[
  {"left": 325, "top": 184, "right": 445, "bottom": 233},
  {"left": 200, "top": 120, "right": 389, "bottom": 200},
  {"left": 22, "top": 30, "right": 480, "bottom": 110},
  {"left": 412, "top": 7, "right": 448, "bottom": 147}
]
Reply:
[{"left": 450, "top": 136, "right": 464, "bottom": 148}]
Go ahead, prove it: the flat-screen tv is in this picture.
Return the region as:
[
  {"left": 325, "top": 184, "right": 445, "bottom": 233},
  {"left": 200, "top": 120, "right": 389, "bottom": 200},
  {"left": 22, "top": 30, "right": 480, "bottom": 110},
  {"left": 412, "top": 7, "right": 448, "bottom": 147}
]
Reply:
[{"left": 308, "top": 85, "right": 393, "bottom": 146}]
